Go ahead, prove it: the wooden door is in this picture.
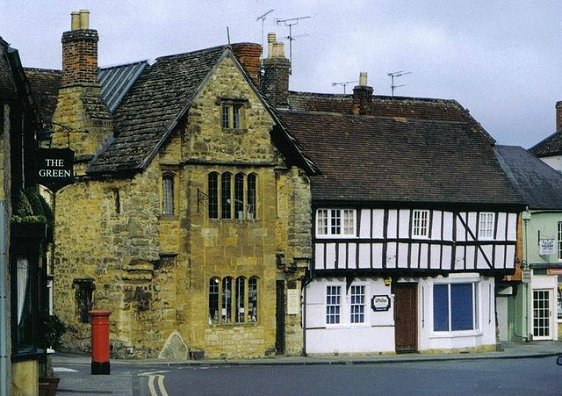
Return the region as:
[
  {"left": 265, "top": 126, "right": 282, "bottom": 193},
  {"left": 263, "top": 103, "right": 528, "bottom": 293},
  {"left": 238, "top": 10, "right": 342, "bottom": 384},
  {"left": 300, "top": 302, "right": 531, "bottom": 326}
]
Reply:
[
  {"left": 275, "top": 280, "right": 285, "bottom": 354},
  {"left": 394, "top": 283, "right": 418, "bottom": 353}
]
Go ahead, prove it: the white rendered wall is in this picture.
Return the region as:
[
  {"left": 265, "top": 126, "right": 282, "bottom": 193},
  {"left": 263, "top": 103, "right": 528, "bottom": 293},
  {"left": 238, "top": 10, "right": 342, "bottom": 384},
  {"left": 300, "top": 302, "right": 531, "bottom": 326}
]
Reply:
[
  {"left": 417, "top": 274, "right": 496, "bottom": 351},
  {"left": 304, "top": 277, "right": 395, "bottom": 354}
]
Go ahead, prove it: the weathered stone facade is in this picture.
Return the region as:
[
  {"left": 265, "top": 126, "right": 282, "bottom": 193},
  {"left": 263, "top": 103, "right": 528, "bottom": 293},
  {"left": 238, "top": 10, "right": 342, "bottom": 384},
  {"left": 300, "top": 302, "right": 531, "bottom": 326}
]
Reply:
[{"left": 53, "top": 54, "right": 312, "bottom": 359}]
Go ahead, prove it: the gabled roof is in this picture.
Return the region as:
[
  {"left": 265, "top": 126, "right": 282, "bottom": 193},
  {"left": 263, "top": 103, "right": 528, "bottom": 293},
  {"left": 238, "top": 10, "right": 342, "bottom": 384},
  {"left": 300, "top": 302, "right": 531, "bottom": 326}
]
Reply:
[
  {"left": 495, "top": 145, "right": 562, "bottom": 210},
  {"left": 89, "top": 46, "right": 228, "bottom": 174},
  {"left": 279, "top": 110, "right": 523, "bottom": 207},
  {"left": 529, "top": 131, "right": 562, "bottom": 158}
]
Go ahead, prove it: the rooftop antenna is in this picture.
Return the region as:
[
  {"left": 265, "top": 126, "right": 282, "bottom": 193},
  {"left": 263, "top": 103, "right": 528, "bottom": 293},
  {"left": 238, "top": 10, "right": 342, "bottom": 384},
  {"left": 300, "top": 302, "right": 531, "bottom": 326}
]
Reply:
[
  {"left": 387, "top": 71, "right": 412, "bottom": 96},
  {"left": 226, "top": 26, "right": 231, "bottom": 45},
  {"left": 256, "top": 9, "right": 274, "bottom": 55},
  {"left": 331, "top": 80, "right": 358, "bottom": 94},
  {"left": 276, "top": 15, "right": 311, "bottom": 73}
]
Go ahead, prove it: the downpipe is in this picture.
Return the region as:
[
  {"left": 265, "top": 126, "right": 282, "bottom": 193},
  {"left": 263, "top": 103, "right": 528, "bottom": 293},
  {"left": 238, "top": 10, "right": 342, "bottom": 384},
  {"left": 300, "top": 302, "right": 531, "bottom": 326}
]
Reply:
[{"left": 0, "top": 201, "right": 9, "bottom": 396}]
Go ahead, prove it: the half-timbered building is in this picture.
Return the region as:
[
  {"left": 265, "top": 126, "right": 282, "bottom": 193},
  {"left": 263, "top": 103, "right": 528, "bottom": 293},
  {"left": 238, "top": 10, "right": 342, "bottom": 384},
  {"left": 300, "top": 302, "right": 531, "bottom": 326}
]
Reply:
[{"left": 272, "top": 63, "right": 526, "bottom": 353}]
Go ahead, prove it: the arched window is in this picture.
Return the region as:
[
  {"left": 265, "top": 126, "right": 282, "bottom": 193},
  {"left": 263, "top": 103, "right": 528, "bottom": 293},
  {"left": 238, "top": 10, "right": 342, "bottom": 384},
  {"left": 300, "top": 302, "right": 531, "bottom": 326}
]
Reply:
[
  {"left": 247, "top": 173, "right": 257, "bottom": 220},
  {"left": 209, "top": 277, "right": 220, "bottom": 324},
  {"left": 249, "top": 276, "right": 258, "bottom": 322},
  {"left": 221, "top": 173, "right": 232, "bottom": 219},
  {"left": 208, "top": 276, "right": 259, "bottom": 325},
  {"left": 208, "top": 173, "right": 219, "bottom": 219},
  {"left": 208, "top": 172, "right": 258, "bottom": 220},
  {"left": 222, "top": 276, "right": 233, "bottom": 323},
  {"left": 162, "top": 173, "right": 175, "bottom": 215},
  {"left": 235, "top": 173, "right": 244, "bottom": 219}
]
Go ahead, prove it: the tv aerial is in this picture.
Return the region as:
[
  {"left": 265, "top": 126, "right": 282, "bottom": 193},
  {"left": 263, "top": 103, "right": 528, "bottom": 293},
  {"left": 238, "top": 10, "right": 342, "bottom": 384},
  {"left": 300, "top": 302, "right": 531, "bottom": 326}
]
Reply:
[
  {"left": 256, "top": 9, "right": 274, "bottom": 55},
  {"left": 275, "top": 15, "right": 311, "bottom": 73},
  {"left": 331, "top": 80, "right": 358, "bottom": 94},
  {"left": 387, "top": 71, "right": 412, "bottom": 96}
]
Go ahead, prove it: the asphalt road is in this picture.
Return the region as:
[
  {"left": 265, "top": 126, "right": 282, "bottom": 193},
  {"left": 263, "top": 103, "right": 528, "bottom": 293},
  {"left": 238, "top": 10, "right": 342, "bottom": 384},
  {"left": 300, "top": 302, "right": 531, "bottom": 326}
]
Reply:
[{"left": 135, "top": 356, "right": 562, "bottom": 396}]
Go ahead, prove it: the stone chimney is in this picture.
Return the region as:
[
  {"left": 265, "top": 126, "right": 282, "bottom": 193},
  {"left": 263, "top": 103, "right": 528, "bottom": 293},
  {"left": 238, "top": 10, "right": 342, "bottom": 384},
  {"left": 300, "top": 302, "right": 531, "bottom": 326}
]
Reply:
[
  {"left": 51, "top": 10, "right": 112, "bottom": 173},
  {"left": 260, "top": 33, "right": 291, "bottom": 109},
  {"left": 556, "top": 101, "right": 562, "bottom": 131},
  {"left": 352, "top": 72, "right": 373, "bottom": 115},
  {"left": 61, "top": 9, "right": 99, "bottom": 87},
  {"left": 231, "top": 43, "right": 262, "bottom": 86}
]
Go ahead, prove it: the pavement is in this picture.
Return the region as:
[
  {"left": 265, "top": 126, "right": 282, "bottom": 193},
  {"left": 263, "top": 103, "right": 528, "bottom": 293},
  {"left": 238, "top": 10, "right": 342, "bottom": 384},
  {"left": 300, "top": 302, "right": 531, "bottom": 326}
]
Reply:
[{"left": 52, "top": 341, "right": 562, "bottom": 395}]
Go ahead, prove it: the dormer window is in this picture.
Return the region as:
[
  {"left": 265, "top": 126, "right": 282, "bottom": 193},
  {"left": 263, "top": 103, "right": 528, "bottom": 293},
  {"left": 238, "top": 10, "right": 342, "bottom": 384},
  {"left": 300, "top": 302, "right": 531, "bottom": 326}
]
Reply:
[{"left": 218, "top": 98, "right": 248, "bottom": 130}]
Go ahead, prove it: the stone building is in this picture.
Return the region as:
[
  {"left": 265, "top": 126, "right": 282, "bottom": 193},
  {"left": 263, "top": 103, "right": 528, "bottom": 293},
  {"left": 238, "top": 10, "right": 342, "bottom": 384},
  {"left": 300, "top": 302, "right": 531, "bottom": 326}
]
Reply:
[
  {"left": 1, "top": 36, "right": 53, "bottom": 395},
  {"left": 47, "top": 11, "right": 316, "bottom": 359}
]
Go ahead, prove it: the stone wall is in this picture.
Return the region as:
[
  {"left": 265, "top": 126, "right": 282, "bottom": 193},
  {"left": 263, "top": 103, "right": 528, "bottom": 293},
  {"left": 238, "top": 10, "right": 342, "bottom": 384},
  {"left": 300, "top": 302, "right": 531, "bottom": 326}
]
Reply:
[{"left": 53, "top": 53, "right": 312, "bottom": 359}]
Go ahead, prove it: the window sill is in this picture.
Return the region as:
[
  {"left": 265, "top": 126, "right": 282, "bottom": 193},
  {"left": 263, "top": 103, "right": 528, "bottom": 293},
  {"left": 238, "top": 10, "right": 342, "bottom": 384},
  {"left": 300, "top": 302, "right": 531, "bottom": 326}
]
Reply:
[
  {"left": 429, "top": 329, "right": 482, "bottom": 338},
  {"left": 159, "top": 214, "right": 178, "bottom": 221},
  {"left": 208, "top": 322, "right": 259, "bottom": 327},
  {"left": 222, "top": 128, "right": 248, "bottom": 134}
]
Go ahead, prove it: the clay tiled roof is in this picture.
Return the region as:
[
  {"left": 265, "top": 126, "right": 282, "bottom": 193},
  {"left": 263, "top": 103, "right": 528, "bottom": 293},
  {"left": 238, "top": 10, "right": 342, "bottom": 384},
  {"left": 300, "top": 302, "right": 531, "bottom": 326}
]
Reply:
[
  {"left": 88, "top": 46, "right": 228, "bottom": 174},
  {"left": 278, "top": 110, "right": 522, "bottom": 207},
  {"left": 495, "top": 145, "right": 562, "bottom": 210},
  {"left": 287, "top": 91, "right": 494, "bottom": 142},
  {"left": 24, "top": 68, "right": 62, "bottom": 125}
]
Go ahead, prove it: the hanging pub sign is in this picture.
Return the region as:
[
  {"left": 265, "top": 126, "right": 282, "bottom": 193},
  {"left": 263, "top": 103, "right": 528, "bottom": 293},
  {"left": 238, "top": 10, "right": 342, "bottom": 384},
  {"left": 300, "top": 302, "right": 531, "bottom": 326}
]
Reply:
[
  {"left": 34, "top": 148, "right": 75, "bottom": 192},
  {"left": 371, "top": 295, "right": 391, "bottom": 312}
]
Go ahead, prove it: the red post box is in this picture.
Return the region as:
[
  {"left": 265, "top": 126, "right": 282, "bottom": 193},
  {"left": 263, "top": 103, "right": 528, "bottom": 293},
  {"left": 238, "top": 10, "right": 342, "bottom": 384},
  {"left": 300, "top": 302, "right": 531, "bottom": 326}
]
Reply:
[{"left": 89, "top": 310, "right": 111, "bottom": 375}]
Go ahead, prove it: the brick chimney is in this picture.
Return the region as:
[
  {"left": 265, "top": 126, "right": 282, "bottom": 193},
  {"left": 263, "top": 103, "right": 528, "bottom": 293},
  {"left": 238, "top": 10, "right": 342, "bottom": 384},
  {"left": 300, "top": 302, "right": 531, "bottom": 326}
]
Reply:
[
  {"left": 260, "top": 33, "right": 290, "bottom": 109},
  {"left": 51, "top": 10, "right": 112, "bottom": 172},
  {"left": 61, "top": 9, "right": 99, "bottom": 87},
  {"left": 352, "top": 72, "right": 373, "bottom": 115},
  {"left": 556, "top": 101, "right": 562, "bottom": 131},
  {"left": 231, "top": 43, "right": 262, "bottom": 86}
]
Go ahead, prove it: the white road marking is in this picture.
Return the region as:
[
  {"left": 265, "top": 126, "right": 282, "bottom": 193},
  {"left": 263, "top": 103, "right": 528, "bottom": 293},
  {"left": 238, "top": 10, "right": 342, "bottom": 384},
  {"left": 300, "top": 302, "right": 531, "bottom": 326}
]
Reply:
[
  {"left": 53, "top": 367, "right": 79, "bottom": 373},
  {"left": 140, "top": 371, "right": 169, "bottom": 396}
]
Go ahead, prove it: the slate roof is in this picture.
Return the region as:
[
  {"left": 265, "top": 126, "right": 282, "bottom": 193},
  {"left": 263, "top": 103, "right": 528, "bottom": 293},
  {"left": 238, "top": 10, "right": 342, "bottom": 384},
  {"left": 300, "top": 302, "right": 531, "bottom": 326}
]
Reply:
[
  {"left": 278, "top": 110, "right": 523, "bottom": 207},
  {"left": 24, "top": 68, "right": 62, "bottom": 125},
  {"left": 495, "top": 145, "right": 562, "bottom": 210},
  {"left": 529, "top": 131, "right": 562, "bottom": 157},
  {"left": 98, "top": 61, "right": 148, "bottom": 114}
]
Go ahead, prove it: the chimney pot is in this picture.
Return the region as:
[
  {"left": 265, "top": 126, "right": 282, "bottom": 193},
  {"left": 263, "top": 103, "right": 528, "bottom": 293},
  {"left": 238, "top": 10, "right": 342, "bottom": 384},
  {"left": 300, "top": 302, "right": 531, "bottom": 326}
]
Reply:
[
  {"left": 71, "top": 11, "right": 80, "bottom": 30},
  {"left": 79, "top": 9, "right": 90, "bottom": 29},
  {"left": 556, "top": 101, "right": 562, "bottom": 131},
  {"left": 267, "top": 33, "right": 276, "bottom": 59},
  {"left": 272, "top": 42, "right": 286, "bottom": 59},
  {"left": 359, "top": 72, "right": 368, "bottom": 86}
]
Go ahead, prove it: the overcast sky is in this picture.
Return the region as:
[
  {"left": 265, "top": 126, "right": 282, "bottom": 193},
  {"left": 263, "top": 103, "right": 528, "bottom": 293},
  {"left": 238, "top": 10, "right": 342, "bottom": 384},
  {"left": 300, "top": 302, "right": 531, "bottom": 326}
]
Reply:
[{"left": 1, "top": 0, "right": 561, "bottom": 149}]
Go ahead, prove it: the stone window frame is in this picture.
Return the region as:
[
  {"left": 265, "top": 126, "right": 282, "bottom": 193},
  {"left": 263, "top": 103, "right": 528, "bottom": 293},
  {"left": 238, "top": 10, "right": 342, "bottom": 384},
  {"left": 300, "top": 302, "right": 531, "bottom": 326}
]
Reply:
[
  {"left": 160, "top": 170, "right": 178, "bottom": 217},
  {"left": 208, "top": 171, "right": 258, "bottom": 220},
  {"left": 72, "top": 278, "right": 95, "bottom": 324},
  {"left": 217, "top": 97, "right": 249, "bottom": 131},
  {"left": 208, "top": 275, "right": 259, "bottom": 325}
]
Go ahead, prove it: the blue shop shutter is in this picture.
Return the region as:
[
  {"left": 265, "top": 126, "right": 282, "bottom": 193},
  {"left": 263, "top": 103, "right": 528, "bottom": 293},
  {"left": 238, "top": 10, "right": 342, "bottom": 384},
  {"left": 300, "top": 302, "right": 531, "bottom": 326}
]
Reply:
[
  {"left": 433, "top": 284, "right": 449, "bottom": 331},
  {"left": 451, "top": 283, "right": 473, "bottom": 330}
]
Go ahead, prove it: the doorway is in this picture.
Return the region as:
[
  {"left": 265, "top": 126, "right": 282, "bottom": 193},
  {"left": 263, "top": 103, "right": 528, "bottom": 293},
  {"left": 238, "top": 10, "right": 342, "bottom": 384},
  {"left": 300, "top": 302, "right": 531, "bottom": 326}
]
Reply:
[
  {"left": 275, "top": 280, "right": 285, "bottom": 354},
  {"left": 533, "top": 288, "right": 554, "bottom": 340},
  {"left": 394, "top": 283, "right": 418, "bottom": 353}
]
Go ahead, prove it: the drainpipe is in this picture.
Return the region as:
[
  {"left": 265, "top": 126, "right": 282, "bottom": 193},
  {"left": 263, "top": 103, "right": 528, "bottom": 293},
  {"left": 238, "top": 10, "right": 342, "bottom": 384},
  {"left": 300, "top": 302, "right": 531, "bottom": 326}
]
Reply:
[{"left": 0, "top": 201, "right": 9, "bottom": 396}]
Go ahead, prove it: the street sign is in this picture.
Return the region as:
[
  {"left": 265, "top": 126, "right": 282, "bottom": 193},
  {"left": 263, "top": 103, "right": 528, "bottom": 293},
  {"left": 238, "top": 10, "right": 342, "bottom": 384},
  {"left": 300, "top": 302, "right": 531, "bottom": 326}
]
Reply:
[{"left": 522, "top": 270, "right": 532, "bottom": 283}]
